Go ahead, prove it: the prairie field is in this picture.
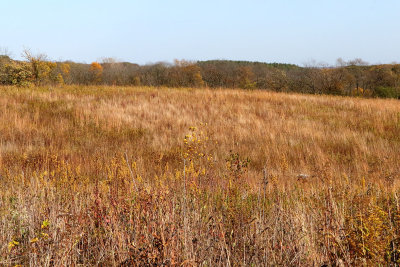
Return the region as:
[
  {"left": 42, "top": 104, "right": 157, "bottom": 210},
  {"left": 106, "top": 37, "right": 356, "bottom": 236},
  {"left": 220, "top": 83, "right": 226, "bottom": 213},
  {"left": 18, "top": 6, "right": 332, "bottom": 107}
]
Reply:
[{"left": 0, "top": 85, "right": 400, "bottom": 266}]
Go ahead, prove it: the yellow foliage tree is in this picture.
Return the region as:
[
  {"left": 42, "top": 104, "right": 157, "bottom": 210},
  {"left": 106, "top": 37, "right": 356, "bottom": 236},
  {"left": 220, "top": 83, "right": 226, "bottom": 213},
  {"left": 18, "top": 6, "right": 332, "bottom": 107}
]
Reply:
[
  {"left": 22, "top": 49, "right": 56, "bottom": 85},
  {"left": 237, "top": 66, "right": 256, "bottom": 89},
  {"left": 60, "top": 63, "right": 70, "bottom": 75},
  {"left": 56, "top": 73, "right": 64, "bottom": 85},
  {"left": 90, "top": 62, "right": 103, "bottom": 84},
  {"left": 1, "top": 61, "right": 33, "bottom": 86}
]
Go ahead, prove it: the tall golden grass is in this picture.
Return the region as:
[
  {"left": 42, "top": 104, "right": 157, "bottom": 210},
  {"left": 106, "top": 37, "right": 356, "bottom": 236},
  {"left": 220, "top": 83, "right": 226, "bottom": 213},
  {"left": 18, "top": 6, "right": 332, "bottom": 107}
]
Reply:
[{"left": 0, "top": 85, "right": 399, "bottom": 266}]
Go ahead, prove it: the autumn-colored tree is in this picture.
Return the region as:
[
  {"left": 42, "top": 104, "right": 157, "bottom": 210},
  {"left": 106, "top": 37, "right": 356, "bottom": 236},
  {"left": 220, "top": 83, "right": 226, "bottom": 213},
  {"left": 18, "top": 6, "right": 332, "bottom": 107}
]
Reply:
[
  {"left": 60, "top": 63, "right": 70, "bottom": 78},
  {"left": 179, "top": 60, "right": 204, "bottom": 87},
  {"left": 132, "top": 76, "right": 141, "bottom": 86},
  {"left": 54, "top": 73, "right": 64, "bottom": 85},
  {"left": 0, "top": 61, "right": 33, "bottom": 86},
  {"left": 237, "top": 66, "right": 256, "bottom": 89},
  {"left": 167, "top": 60, "right": 204, "bottom": 87},
  {"left": 52, "top": 63, "right": 70, "bottom": 85},
  {"left": 89, "top": 62, "right": 103, "bottom": 84},
  {"left": 22, "top": 49, "right": 57, "bottom": 85}
]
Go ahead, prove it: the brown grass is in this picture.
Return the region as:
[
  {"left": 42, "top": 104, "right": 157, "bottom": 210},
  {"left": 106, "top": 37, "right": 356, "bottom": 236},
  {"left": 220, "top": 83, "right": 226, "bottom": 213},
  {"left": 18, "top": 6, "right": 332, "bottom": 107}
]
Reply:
[{"left": 0, "top": 85, "right": 399, "bottom": 266}]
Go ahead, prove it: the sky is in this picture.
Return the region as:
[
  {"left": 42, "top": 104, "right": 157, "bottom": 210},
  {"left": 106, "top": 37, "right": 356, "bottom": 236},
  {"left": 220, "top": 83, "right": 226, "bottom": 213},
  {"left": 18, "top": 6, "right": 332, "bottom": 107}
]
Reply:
[{"left": 1, "top": 0, "right": 399, "bottom": 66}]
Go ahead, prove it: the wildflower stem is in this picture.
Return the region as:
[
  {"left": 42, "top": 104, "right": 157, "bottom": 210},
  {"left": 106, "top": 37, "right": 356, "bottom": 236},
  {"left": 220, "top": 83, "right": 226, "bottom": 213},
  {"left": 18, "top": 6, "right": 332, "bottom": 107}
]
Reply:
[{"left": 125, "top": 151, "right": 138, "bottom": 192}]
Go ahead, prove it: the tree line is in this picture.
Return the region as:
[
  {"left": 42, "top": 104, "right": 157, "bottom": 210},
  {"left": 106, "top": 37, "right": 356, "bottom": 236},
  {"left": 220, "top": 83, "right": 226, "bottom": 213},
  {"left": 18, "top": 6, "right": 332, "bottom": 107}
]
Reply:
[{"left": 1, "top": 51, "right": 399, "bottom": 98}]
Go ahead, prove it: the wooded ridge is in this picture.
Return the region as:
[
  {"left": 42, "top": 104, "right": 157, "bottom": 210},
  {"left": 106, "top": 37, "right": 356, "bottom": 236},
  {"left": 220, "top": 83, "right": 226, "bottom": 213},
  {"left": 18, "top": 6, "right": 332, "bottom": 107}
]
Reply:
[{"left": 1, "top": 53, "right": 399, "bottom": 98}]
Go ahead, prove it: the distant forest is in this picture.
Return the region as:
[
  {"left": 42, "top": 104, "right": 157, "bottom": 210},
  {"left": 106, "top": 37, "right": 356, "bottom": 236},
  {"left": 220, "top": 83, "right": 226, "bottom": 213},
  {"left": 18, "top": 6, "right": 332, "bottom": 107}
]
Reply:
[{"left": 1, "top": 51, "right": 399, "bottom": 98}]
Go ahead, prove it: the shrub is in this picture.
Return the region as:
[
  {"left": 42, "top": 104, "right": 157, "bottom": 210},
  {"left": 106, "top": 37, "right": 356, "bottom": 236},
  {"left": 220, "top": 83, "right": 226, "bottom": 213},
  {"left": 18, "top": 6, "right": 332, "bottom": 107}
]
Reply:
[
  {"left": 374, "top": 86, "right": 399, "bottom": 98},
  {"left": 0, "top": 62, "right": 33, "bottom": 86}
]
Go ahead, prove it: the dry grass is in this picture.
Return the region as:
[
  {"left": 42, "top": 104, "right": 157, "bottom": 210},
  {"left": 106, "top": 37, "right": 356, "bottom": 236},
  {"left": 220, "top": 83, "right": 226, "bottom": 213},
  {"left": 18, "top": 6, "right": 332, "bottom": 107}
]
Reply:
[{"left": 0, "top": 85, "right": 399, "bottom": 266}]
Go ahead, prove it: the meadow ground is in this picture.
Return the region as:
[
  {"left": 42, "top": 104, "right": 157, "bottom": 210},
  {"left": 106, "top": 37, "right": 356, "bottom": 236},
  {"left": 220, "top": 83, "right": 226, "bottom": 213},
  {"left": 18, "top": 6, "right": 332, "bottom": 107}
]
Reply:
[{"left": 0, "top": 85, "right": 399, "bottom": 266}]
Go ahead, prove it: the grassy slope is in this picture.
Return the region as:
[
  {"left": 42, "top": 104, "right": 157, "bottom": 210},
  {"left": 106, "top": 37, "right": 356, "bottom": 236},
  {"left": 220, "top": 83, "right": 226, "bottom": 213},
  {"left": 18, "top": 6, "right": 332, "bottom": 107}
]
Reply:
[{"left": 0, "top": 85, "right": 399, "bottom": 265}]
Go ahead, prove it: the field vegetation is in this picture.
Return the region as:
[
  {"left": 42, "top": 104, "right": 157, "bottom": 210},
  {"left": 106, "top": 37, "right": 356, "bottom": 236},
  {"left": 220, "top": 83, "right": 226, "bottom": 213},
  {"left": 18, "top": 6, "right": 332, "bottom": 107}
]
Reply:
[{"left": 0, "top": 85, "right": 400, "bottom": 265}]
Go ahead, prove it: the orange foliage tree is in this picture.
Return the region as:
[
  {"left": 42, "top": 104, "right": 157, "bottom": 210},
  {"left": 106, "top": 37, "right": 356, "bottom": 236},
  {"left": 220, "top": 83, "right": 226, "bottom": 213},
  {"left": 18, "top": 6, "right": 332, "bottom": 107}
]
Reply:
[{"left": 90, "top": 62, "right": 103, "bottom": 84}]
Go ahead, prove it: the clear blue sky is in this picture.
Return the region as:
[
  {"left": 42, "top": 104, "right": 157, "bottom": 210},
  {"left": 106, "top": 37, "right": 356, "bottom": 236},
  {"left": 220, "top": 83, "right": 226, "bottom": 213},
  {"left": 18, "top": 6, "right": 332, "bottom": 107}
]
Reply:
[{"left": 1, "top": 0, "right": 399, "bottom": 65}]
